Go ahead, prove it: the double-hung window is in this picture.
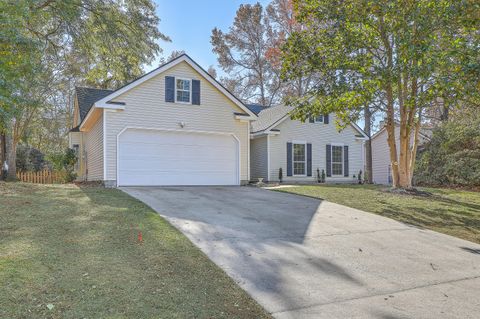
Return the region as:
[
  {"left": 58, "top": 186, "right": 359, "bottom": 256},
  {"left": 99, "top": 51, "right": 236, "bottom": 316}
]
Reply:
[
  {"left": 176, "top": 78, "right": 191, "bottom": 103},
  {"left": 314, "top": 115, "right": 324, "bottom": 123},
  {"left": 331, "top": 145, "right": 343, "bottom": 175},
  {"left": 293, "top": 143, "right": 306, "bottom": 175}
]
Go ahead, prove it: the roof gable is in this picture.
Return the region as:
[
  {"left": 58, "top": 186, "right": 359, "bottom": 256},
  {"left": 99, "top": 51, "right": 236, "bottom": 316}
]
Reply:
[
  {"left": 371, "top": 123, "right": 431, "bottom": 141},
  {"left": 81, "top": 54, "right": 256, "bottom": 126},
  {"left": 252, "top": 104, "right": 368, "bottom": 139},
  {"left": 251, "top": 104, "right": 294, "bottom": 133}
]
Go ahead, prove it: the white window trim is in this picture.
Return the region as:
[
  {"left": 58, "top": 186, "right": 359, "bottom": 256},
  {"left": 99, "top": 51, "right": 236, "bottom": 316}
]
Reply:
[
  {"left": 175, "top": 77, "right": 192, "bottom": 104},
  {"left": 331, "top": 143, "right": 344, "bottom": 177},
  {"left": 292, "top": 141, "right": 307, "bottom": 177},
  {"left": 314, "top": 115, "right": 324, "bottom": 123}
]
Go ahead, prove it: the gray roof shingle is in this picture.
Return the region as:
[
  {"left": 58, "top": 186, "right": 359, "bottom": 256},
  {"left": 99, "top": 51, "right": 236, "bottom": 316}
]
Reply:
[
  {"left": 245, "top": 103, "right": 268, "bottom": 115},
  {"left": 251, "top": 104, "right": 295, "bottom": 133},
  {"left": 76, "top": 87, "right": 114, "bottom": 122}
]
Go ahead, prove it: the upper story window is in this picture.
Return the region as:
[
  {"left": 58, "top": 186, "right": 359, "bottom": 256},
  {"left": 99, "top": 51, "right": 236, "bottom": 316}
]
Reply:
[
  {"left": 176, "top": 78, "right": 191, "bottom": 103},
  {"left": 314, "top": 115, "right": 324, "bottom": 123}
]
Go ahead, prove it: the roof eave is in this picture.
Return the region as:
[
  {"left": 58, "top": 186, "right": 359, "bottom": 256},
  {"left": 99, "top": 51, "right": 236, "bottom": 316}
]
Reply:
[
  {"left": 95, "top": 101, "right": 126, "bottom": 110},
  {"left": 251, "top": 129, "right": 280, "bottom": 137},
  {"left": 235, "top": 114, "right": 256, "bottom": 121},
  {"left": 350, "top": 122, "right": 370, "bottom": 139},
  {"left": 79, "top": 102, "right": 125, "bottom": 131}
]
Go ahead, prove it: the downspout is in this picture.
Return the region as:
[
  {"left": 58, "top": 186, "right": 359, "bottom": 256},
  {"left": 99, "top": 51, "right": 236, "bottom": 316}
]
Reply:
[
  {"left": 247, "top": 121, "right": 250, "bottom": 183},
  {"left": 103, "top": 109, "right": 107, "bottom": 182},
  {"left": 267, "top": 134, "right": 270, "bottom": 182}
]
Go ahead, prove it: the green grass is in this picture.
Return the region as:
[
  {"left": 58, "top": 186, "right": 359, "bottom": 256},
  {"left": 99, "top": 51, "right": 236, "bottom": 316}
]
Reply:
[
  {"left": 275, "top": 184, "right": 480, "bottom": 244},
  {"left": 0, "top": 182, "right": 271, "bottom": 319}
]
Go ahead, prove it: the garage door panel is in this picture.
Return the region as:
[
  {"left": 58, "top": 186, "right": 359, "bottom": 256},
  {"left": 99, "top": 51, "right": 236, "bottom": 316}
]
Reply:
[
  {"left": 120, "top": 159, "right": 236, "bottom": 171},
  {"left": 118, "top": 129, "right": 239, "bottom": 186},
  {"left": 119, "top": 151, "right": 237, "bottom": 164}
]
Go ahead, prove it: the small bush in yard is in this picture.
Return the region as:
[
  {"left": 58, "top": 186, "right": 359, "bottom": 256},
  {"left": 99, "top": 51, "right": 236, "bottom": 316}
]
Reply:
[
  {"left": 16, "top": 144, "right": 47, "bottom": 172},
  {"left": 48, "top": 148, "right": 77, "bottom": 182},
  {"left": 63, "top": 148, "right": 77, "bottom": 182}
]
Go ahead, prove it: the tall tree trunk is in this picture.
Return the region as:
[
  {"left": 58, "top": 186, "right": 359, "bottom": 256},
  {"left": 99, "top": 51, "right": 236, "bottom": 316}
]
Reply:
[
  {"left": 409, "top": 118, "right": 421, "bottom": 184},
  {"left": 0, "top": 133, "right": 5, "bottom": 166},
  {"left": 5, "top": 121, "right": 16, "bottom": 181},
  {"left": 440, "top": 97, "right": 449, "bottom": 122},
  {"left": 398, "top": 74, "right": 419, "bottom": 189},
  {"left": 385, "top": 83, "right": 399, "bottom": 187},
  {"left": 397, "top": 73, "right": 412, "bottom": 189},
  {"left": 363, "top": 105, "right": 373, "bottom": 183},
  {"left": 380, "top": 19, "right": 400, "bottom": 188}
]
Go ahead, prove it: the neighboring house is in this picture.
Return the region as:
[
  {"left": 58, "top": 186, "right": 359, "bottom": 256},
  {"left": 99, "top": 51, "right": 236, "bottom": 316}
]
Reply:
[
  {"left": 248, "top": 104, "right": 369, "bottom": 183},
  {"left": 370, "top": 122, "right": 431, "bottom": 184},
  {"left": 68, "top": 54, "right": 257, "bottom": 187}
]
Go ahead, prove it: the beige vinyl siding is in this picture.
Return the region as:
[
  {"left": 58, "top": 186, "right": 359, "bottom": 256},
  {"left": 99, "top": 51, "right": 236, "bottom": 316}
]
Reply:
[
  {"left": 104, "top": 61, "right": 249, "bottom": 184},
  {"left": 268, "top": 114, "right": 364, "bottom": 183},
  {"left": 69, "top": 131, "right": 85, "bottom": 179},
  {"left": 84, "top": 113, "right": 104, "bottom": 181},
  {"left": 371, "top": 129, "right": 392, "bottom": 184},
  {"left": 69, "top": 131, "right": 81, "bottom": 148},
  {"left": 250, "top": 136, "right": 268, "bottom": 181}
]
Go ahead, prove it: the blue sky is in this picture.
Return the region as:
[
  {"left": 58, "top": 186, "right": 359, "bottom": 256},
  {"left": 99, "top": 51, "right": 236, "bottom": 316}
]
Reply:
[
  {"left": 149, "top": 0, "right": 368, "bottom": 128},
  {"left": 148, "top": 0, "right": 270, "bottom": 72}
]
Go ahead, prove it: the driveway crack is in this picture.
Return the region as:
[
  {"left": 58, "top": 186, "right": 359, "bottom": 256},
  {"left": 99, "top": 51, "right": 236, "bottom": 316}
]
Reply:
[
  {"left": 272, "top": 275, "right": 480, "bottom": 315},
  {"left": 213, "top": 227, "right": 415, "bottom": 243}
]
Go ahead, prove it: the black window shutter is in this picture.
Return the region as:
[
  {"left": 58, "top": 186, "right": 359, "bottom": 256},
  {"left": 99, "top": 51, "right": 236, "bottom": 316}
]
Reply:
[
  {"left": 344, "top": 145, "right": 349, "bottom": 177},
  {"left": 324, "top": 114, "right": 329, "bottom": 124},
  {"left": 307, "top": 143, "right": 312, "bottom": 176},
  {"left": 287, "top": 142, "right": 292, "bottom": 176},
  {"left": 309, "top": 117, "right": 315, "bottom": 123},
  {"left": 326, "top": 144, "right": 332, "bottom": 177},
  {"left": 192, "top": 79, "right": 200, "bottom": 105},
  {"left": 165, "top": 76, "right": 175, "bottom": 102}
]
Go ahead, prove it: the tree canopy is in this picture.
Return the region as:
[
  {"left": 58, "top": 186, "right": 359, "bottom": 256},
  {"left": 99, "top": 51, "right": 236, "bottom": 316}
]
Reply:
[
  {"left": 281, "top": 0, "right": 479, "bottom": 188},
  {"left": 211, "top": 0, "right": 315, "bottom": 106},
  {"left": 0, "top": 0, "right": 169, "bottom": 179}
]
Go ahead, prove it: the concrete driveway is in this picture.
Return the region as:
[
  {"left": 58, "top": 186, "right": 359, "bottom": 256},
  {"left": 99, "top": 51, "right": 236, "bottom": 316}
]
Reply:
[{"left": 122, "top": 186, "right": 480, "bottom": 319}]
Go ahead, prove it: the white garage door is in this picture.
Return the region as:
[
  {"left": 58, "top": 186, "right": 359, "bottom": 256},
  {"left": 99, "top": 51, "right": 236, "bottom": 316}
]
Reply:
[{"left": 118, "top": 129, "right": 239, "bottom": 186}]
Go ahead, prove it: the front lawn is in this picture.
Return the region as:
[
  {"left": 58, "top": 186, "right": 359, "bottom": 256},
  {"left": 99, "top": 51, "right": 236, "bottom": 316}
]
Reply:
[
  {"left": 274, "top": 184, "right": 480, "bottom": 244},
  {"left": 0, "top": 182, "right": 270, "bottom": 318}
]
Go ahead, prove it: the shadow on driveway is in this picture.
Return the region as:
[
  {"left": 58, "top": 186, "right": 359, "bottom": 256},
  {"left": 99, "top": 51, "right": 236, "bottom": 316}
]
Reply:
[{"left": 123, "top": 186, "right": 480, "bottom": 319}]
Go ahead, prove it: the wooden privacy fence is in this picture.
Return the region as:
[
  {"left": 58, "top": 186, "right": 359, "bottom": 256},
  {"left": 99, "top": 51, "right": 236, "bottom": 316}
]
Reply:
[{"left": 16, "top": 170, "right": 66, "bottom": 184}]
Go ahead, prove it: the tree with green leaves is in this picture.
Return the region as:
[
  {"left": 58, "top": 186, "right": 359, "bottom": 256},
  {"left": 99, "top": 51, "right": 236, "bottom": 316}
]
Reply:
[
  {"left": 0, "top": 0, "right": 168, "bottom": 180},
  {"left": 0, "top": 0, "right": 45, "bottom": 180},
  {"left": 415, "top": 107, "right": 480, "bottom": 187},
  {"left": 281, "top": 0, "right": 479, "bottom": 189}
]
